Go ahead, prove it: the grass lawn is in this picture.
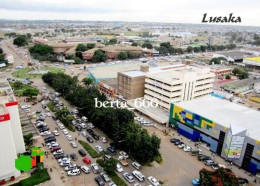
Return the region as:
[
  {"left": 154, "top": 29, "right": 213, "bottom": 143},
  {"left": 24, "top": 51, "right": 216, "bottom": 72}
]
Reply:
[
  {"left": 10, "top": 82, "right": 38, "bottom": 97},
  {"left": 78, "top": 140, "right": 99, "bottom": 158},
  {"left": 12, "top": 67, "right": 64, "bottom": 79},
  {"left": 47, "top": 102, "right": 56, "bottom": 112},
  {"left": 123, "top": 31, "right": 140, "bottom": 36}
]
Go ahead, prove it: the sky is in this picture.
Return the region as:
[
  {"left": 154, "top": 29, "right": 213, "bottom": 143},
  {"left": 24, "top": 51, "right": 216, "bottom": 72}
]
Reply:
[{"left": 0, "top": 0, "right": 260, "bottom": 26}]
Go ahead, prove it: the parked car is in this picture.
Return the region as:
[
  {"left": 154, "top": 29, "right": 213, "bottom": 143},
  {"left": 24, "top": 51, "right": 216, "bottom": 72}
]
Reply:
[
  {"left": 132, "top": 162, "right": 142, "bottom": 170},
  {"left": 64, "top": 164, "right": 77, "bottom": 171},
  {"left": 70, "top": 141, "right": 78, "bottom": 148},
  {"left": 92, "top": 133, "right": 100, "bottom": 140},
  {"left": 86, "top": 136, "right": 94, "bottom": 143},
  {"left": 95, "top": 145, "right": 103, "bottom": 152},
  {"left": 178, "top": 143, "right": 185, "bottom": 149},
  {"left": 91, "top": 163, "right": 100, "bottom": 173},
  {"left": 75, "top": 125, "right": 82, "bottom": 131},
  {"left": 101, "top": 137, "right": 107, "bottom": 143},
  {"left": 132, "top": 170, "right": 145, "bottom": 182},
  {"left": 107, "top": 146, "right": 116, "bottom": 155},
  {"left": 66, "top": 134, "right": 73, "bottom": 141},
  {"left": 183, "top": 145, "right": 191, "bottom": 152},
  {"left": 83, "top": 157, "right": 91, "bottom": 165},
  {"left": 70, "top": 153, "right": 78, "bottom": 161},
  {"left": 62, "top": 129, "right": 69, "bottom": 135},
  {"left": 119, "top": 151, "right": 129, "bottom": 159},
  {"left": 95, "top": 176, "right": 105, "bottom": 186},
  {"left": 204, "top": 160, "right": 216, "bottom": 166},
  {"left": 53, "top": 150, "right": 64, "bottom": 155},
  {"left": 108, "top": 182, "right": 117, "bottom": 186},
  {"left": 123, "top": 172, "right": 135, "bottom": 183},
  {"left": 52, "top": 130, "right": 59, "bottom": 136},
  {"left": 80, "top": 165, "right": 90, "bottom": 174},
  {"left": 40, "top": 131, "right": 51, "bottom": 136},
  {"left": 170, "top": 138, "right": 179, "bottom": 143},
  {"left": 78, "top": 149, "right": 86, "bottom": 157},
  {"left": 198, "top": 155, "right": 211, "bottom": 161},
  {"left": 67, "top": 169, "right": 80, "bottom": 176},
  {"left": 116, "top": 164, "right": 123, "bottom": 173},
  {"left": 87, "top": 129, "right": 94, "bottom": 134},
  {"left": 50, "top": 146, "right": 61, "bottom": 153},
  {"left": 211, "top": 163, "right": 219, "bottom": 170},
  {"left": 100, "top": 172, "right": 111, "bottom": 182},
  {"left": 148, "top": 176, "right": 160, "bottom": 186}
]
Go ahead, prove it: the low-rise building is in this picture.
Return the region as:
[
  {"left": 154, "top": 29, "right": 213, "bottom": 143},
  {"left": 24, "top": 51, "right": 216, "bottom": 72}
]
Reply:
[
  {"left": 209, "top": 65, "right": 232, "bottom": 77},
  {"left": 243, "top": 57, "right": 260, "bottom": 69},
  {"left": 169, "top": 96, "right": 260, "bottom": 175},
  {"left": 213, "top": 51, "right": 248, "bottom": 62}
]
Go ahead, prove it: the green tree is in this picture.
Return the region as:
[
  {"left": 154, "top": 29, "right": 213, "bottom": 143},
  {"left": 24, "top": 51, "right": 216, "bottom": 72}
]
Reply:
[
  {"left": 158, "top": 46, "right": 168, "bottom": 55},
  {"left": 23, "top": 133, "right": 34, "bottom": 150},
  {"left": 200, "top": 45, "right": 206, "bottom": 52},
  {"left": 225, "top": 74, "right": 231, "bottom": 79},
  {"left": 26, "top": 33, "right": 32, "bottom": 39},
  {"left": 13, "top": 35, "right": 28, "bottom": 47},
  {"left": 142, "top": 42, "right": 153, "bottom": 49},
  {"left": 82, "top": 77, "right": 94, "bottom": 86},
  {"left": 13, "top": 81, "right": 23, "bottom": 89},
  {"left": 102, "top": 158, "right": 118, "bottom": 175},
  {"left": 193, "top": 47, "right": 201, "bottom": 53},
  {"left": 187, "top": 46, "right": 193, "bottom": 53},
  {"left": 117, "top": 51, "right": 128, "bottom": 60},
  {"left": 29, "top": 44, "right": 53, "bottom": 56},
  {"left": 108, "top": 38, "right": 117, "bottom": 45},
  {"left": 91, "top": 50, "right": 108, "bottom": 62},
  {"left": 76, "top": 44, "right": 89, "bottom": 52},
  {"left": 131, "top": 42, "right": 138, "bottom": 46},
  {"left": 232, "top": 67, "right": 243, "bottom": 75},
  {"left": 23, "top": 88, "right": 39, "bottom": 98}
]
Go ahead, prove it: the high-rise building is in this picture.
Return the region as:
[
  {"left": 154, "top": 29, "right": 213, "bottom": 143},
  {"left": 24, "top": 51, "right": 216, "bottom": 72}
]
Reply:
[
  {"left": 144, "top": 66, "right": 215, "bottom": 109},
  {"left": 0, "top": 74, "right": 25, "bottom": 184}
]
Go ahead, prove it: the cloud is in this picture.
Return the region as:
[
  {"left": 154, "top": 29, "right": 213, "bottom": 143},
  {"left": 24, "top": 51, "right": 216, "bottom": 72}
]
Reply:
[{"left": 0, "top": 0, "right": 259, "bottom": 26}]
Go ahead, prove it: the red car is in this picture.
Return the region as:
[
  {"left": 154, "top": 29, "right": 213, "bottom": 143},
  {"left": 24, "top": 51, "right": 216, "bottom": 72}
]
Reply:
[
  {"left": 50, "top": 146, "right": 61, "bottom": 153},
  {"left": 83, "top": 157, "right": 91, "bottom": 165}
]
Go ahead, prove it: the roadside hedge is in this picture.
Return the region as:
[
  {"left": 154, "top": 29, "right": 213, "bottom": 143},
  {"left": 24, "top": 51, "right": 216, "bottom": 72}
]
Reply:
[{"left": 79, "top": 140, "right": 99, "bottom": 158}]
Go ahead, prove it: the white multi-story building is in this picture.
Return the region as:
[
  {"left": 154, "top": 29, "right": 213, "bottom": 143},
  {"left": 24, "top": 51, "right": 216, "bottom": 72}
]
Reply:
[
  {"left": 0, "top": 74, "right": 25, "bottom": 184},
  {"left": 144, "top": 66, "right": 215, "bottom": 109}
]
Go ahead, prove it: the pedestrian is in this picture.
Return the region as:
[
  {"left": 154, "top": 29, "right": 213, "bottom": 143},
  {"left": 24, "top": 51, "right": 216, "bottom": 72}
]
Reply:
[
  {"left": 75, "top": 137, "right": 77, "bottom": 141},
  {"left": 42, "top": 143, "right": 44, "bottom": 147},
  {"left": 254, "top": 179, "right": 256, "bottom": 183}
]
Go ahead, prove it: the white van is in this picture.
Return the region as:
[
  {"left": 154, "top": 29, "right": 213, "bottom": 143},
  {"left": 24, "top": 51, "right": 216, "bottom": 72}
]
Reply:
[
  {"left": 80, "top": 123, "right": 86, "bottom": 129},
  {"left": 82, "top": 116, "right": 87, "bottom": 122},
  {"left": 132, "top": 170, "right": 145, "bottom": 182}
]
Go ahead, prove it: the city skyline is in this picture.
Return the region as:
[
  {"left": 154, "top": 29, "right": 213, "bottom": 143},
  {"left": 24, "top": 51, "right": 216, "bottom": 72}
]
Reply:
[{"left": 0, "top": 0, "right": 260, "bottom": 26}]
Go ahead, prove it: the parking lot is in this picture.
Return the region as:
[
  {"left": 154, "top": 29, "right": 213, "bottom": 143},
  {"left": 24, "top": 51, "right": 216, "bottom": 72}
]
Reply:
[{"left": 15, "top": 79, "right": 259, "bottom": 186}]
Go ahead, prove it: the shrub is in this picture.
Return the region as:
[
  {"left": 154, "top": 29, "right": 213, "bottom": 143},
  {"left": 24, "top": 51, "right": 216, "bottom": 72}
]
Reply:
[{"left": 18, "top": 168, "right": 50, "bottom": 186}]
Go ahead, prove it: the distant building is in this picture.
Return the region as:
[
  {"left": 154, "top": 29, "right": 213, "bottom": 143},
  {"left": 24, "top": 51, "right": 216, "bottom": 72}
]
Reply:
[
  {"left": 98, "top": 80, "right": 117, "bottom": 98},
  {"left": 213, "top": 51, "right": 249, "bottom": 62},
  {"left": 243, "top": 57, "right": 260, "bottom": 69},
  {"left": 101, "top": 45, "right": 143, "bottom": 59},
  {"left": 32, "top": 37, "right": 50, "bottom": 44},
  {"left": 0, "top": 74, "right": 25, "bottom": 184},
  {"left": 209, "top": 65, "right": 232, "bottom": 77},
  {"left": 220, "top": 78, "right": 260, "bottom": 94}
]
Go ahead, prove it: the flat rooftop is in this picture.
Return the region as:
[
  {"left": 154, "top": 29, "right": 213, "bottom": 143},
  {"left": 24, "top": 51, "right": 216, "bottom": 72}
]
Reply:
[
  {"left": 244, "top": 57, "right": 260, "bottom": 63},
  {"left": 175, "top": 96, "right": 260, "bottom": 140},
  {"left": 88, "top": 60, "right": 183, "bottom": 80}
]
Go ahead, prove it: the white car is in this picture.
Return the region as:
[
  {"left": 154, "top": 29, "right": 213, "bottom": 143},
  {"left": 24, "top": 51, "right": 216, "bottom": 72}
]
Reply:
[
  {"left": 48, "top": 142, "right": 60, "bottom": 148},
  {"left": 70, "top": 141, "right": 78, "bottom": 148},
  {"left": 101, "top": 137, "right": 107, "bottom": 143},
  {"left": 46, "top": 112, "right": 51, "bottom": 117},
  {"left": 87, "top": 123, "right": 95, "bottom": 129},
  {"left": 108, "top": 182, "right": 117, "bottom": 186},
  {"left": 58, "top": 124, "right": 65, "bottom": 129},
  {"left": 25, "top": 109, "right": 30, "bottom": 113},
  {"left": 119, "top": 151, "right": 129, "bottom": 159},
  {"left": 52, "top": 130, "right": 59, "bottom": 136},
  {"left": 132, "top": 170, "right": 145, "bottom": 182},
  {"left": 66, "top": 134, "right": 73, "bottom": 141},
  {"left": 67, "top": 169, "right": 80, "bottom": 176},
  {"left": 123, "top": 172, "right": 134, "bottom": 183},
  {"left": 132, "top": 162, "right": 142, "bottom": 170},
  {"left": 82, "top": 116, "right": 88, "bottom": 122},
  {"left": 82, "top": 131, "right": 87, "bottom": 137},
  {"left": 148, "top": 176, "right": 160, "bottom": 186},
  {"left": 53, "top": 150, "right": 64, "bottom": 155},
  {"left": 95, "top": 145, "right": 103, "bottom": 152},
  {"left": 116, "top": 164, "right": 123, "bottom": 173},
  {"left": 80, "top": 165, "right": 90, "bottom": 173},
  {"left": 40, "top": 131, "right": 51, "bottom": 136},
  {"left": 73, "top": 109, "right": 79, "bottom": 114},
  {"left": 62, "top": 129, "right": 69, "bottom": 135},
  {"left": 72, "top": 120, "right": 77, "bottom": 126},
  {"left": 183, "top": 146, "right": 191, "bottom": 152},
  {"left": 58, "top": 157, "right": 70, "bottom": 163},
  {"left": 178, "top": 143, "right": 185, "bottom": 149}
]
